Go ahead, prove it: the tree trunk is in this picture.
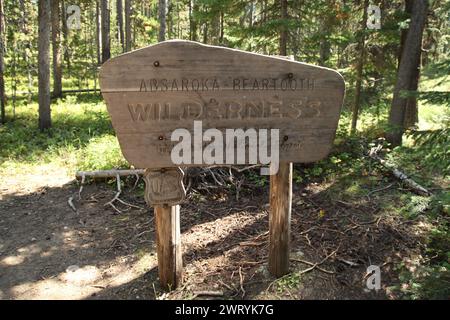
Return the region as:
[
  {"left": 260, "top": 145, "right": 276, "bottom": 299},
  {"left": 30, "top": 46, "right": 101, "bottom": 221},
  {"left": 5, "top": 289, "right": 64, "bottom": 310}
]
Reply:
[
  {"left": 38, "top": 0, "right": 51, "bottom": 130},
  {"left": 220, "top": 11, "right": 224, "bottom": 44},
  {"left": 0, "top": 0, "right": 5, "bottom": 124},
  {"left": 403, "top": 65, "right": 420, "bottom": 129},
  {"left": 318, "top": 2, "right": 334, "bottom": 67},
  {"left": 388, "top": 0, "right": 428, "bottom": 146},
  {"left": 51, "top": 0, "right": 62, "bottom": 98},
  {"left": 190, "top": 0, "right": 198, "bottom": 42},
  {"left": 125, "top": 0, "right": 132, "bottom": 51},
  {"left": 189, "top": 0, "right": 193, "bottom": 40},
  {"left": 117, "top": 0, "right": 124, "bottom": 52},
  {"left": 18, "top": 0, "right": 33, "bottom": 103},
  {"left": 279, "top": 0, "right": 288, "bottom": 56},
  {"left": 96, "top": 1, "right": 102, "bottom": 64},
  {"left": 398, "top": 0, "right": 423, "bottom": 129},
  {"left": 158, "top": 0, "right": 167, "bottom": 42},
  {"left": 61, "top": 0, "right": 70, "bottom": 72},
  {"left": 101, "top": 0, "right": 111, "bottom": 63},
  {"left": 350, "top": 0, "right": 369, "bottom": 134}
]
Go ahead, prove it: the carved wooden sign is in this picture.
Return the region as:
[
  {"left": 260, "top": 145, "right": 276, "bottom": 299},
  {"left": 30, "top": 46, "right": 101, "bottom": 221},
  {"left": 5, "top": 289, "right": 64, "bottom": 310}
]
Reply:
[{"left": 99, "top": 40, "right": 345, "bottom": 169}]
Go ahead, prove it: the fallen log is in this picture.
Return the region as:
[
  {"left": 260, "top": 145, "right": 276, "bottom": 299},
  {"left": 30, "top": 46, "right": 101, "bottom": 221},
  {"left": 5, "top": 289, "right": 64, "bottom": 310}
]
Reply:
[
  {"left": 75, "top": 169, "right": 145, "bottom": 179},
  {"left": 369, "top": 146, "right": 432, "bottom": 196}
]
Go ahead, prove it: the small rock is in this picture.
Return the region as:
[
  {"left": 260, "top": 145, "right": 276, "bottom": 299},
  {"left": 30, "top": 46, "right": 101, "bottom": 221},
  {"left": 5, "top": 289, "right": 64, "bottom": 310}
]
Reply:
[{"left": 66, "top": 265, "right": 80, "bottom": 273}]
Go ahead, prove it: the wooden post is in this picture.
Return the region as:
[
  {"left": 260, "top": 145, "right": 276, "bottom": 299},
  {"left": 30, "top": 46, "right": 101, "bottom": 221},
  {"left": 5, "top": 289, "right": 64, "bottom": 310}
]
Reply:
[
  {"left": 269, "top": 162, "right": 292, "bottom": 277},
  {"left": 154, "top": 204, "right": 183, "bottom": 290}
]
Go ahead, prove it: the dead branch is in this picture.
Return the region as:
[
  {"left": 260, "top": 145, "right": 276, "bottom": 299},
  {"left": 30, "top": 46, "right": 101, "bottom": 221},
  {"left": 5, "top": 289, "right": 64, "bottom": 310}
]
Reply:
[
  {"left": 78, "top": 174, "right": 86, "bottom": 200},
  {"left": 67, "top": 196, "right": 77, "bottom": 213},
  {"left": 369, "top": 145, "right": 432, "bottom": 196},
  {"left": 75, "top": 169, "right": 145, "bottom": 179},
  {"left": 103, "top": 174, "right": 144, "bottom": 213},
  {"left": 238, "top": 267, "right": 246, "bottom": 298},
  {"left": 290, "top": 258, "right": 335, "bottom": 274},
  {"left": 337, "top": 257, "right": 360, "bottom": 267},
  {"left": 193, "top": 290, "right": 224, "bottom": 298},
  {"left": 298, "top": 246, "right": 339, "bottom": 275}
]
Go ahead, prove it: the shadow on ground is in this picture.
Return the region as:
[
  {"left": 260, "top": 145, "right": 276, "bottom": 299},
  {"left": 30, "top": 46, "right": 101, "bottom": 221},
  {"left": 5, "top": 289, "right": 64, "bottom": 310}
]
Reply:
[{"left": 0, "top": 172, "right": 422, "bottom": 300}]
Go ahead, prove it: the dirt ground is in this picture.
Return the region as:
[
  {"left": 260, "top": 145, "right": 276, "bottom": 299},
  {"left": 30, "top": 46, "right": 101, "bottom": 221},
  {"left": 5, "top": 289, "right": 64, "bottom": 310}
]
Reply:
[{"left": 0, "top": 167, "right": 424, "bottom": 300}]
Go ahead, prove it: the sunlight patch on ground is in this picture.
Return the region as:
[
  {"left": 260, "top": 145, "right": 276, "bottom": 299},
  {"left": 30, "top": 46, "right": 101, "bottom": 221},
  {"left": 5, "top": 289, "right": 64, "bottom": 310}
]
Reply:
[
  {"left": 182, "top": 210, "right": 267, "bottom": 251},
  {"left": 8, "top": 253, "right": 157, "bottom": 300},
  {"left": 1, "top": 244, "right": 42, "bottom": 266},
  {"left": 0, "top": 164, "right": 73, "bottom": 199}
]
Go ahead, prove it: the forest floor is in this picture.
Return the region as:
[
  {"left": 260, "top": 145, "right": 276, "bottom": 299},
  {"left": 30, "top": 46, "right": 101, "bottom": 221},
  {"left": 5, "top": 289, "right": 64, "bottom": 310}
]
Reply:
[
  {"left": 0, "top": 163, "right": 439, "bottom": 300},
  {"left": 0, "top": 89, "right": 448, "bottom": 300}
]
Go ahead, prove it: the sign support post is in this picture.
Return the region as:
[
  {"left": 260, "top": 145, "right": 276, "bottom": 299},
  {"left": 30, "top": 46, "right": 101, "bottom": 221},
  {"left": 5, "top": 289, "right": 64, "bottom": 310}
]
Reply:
[
  {"left": 268, "top": 162, "right": 292, "bottom": 277},
  {"left": 154, "top": 203, "right": 183, "bottom": 290},
  {"left": 143, "top": 168, "right": 186, "bottom": 290}
]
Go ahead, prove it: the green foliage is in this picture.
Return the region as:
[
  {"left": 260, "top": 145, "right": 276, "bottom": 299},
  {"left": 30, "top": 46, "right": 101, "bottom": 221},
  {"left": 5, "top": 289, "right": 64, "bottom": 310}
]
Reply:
[
  {"left": 274, "top": 272, "right": 302, "bottom": 294},
  {"left": 400, "top": 195, "right": 431, "bottom": 219},
  {"left": 393, "top": 193, "right": 449, "bottom": 300},
  {"left": 405, "top": 128, "right": 450, "bottom": 176},
  {"left": 0, "top": 94, "right": 128, "bottom": 174},
  {"left": 77, "top": 135, "right": 129, "bottom": 171}
]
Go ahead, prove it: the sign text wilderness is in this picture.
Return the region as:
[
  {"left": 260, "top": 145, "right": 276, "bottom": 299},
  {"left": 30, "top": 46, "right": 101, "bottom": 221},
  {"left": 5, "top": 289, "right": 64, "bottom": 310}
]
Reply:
[
  {"left": 127, "top": 97, "right": 321, "bottom": 122},
  {"left": 139, "top": 77, "right": 315, "bottom": 92}
]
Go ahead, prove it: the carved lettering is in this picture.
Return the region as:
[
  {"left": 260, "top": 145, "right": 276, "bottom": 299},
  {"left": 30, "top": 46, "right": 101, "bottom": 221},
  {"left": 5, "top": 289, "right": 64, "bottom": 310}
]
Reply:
[
  {"left": 138, "top": 77, "right": 316, "bottom": 92},
  {"left": 128, "top": 98, "right": 322, "bottom": 121}
]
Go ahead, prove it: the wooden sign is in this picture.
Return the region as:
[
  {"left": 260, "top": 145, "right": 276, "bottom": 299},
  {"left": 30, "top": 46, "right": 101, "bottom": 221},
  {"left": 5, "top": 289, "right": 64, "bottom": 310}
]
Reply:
[
  {"left": 100, "top": 40, "right": 345, "bottom": 168},
  {"left": 100, "top": 41, "right": 346, "bottom": 291}
]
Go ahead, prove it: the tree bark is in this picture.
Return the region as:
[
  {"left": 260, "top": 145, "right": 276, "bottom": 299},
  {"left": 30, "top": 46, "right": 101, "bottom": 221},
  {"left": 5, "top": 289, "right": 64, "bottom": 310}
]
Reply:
[
  {"left": 279, "top": 0, "right": 288, "bottom": 56},
  {"left": 125, "top": 0, "right": 132, "bottom": 51},
  {"left": 61, "top": 0, "right": 70, "bottom": 71},
  {"left": 158, "top": 0, "right": 167, "bottom": 42},
  {"left": 18, "top": 0, "right": 33, "bottom": 103},
  {"left": 38, "top": 0, "right": 52, "bottom": 130},
  {"left": 96, "top": 1, "right": 101, "bottom": 64},
  {"left": 388, "top": 0, "right": 428, "bottom": 146},
  {"left": 117, "top": 0, "right": 124, "bottom": 52},
  {"left": 189, "top": 0, "right": 198, "bottom": 42},
  {"left": 350, "top": 0, "right": 369, "bottom": 134},
  {"left": 220, "top": 11, "right": 224, "bottom": 44},
  {"left": 318, "top": 2, "right": 335, "bottom": 67},
  {"left": 0, "top": 0, "right": 6, "bottom": 124},
  {"left": 101, "top": 0, "right": 111, "bottom": 63},
  {"left": 398, "top": 0, "right": 423, "bottom": 129},
  {"left": 51, "top": 0, "right": 62, "bottom": 98}
]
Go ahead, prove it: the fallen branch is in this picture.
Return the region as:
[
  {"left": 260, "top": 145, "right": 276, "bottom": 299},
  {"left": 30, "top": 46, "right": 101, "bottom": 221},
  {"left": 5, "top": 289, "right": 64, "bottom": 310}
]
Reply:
[
  {"left": 76, "top": 169, "right": 145, "bottom": 179},
  {"left": 369, "top": 145, "right": 432, "bottom": 196},
  {"left": 297, "top": 246, "right": 340, "bottom": 275},
  {"left": 238, "top": 267, "right": 246, "bottom": 298},
  {"left": 337, "top": 257, "right": 360, "bottom": 267},
  {"left": 290, "top": 258, "right": 335, "bottom": 274},
  {"left": 104, "top": 174, "right": 144, "bottom": 213},
  {"left": 78, "top": 174, "right": 86, "bottom": 200},
  {"left": 267, "top": 247, "right": 339, "bottom": 294},
  {"left": 193, "top": 291, "right": 224, "bottom": 298},
  {"left": 68, "top": 196, "right": 77, "bottom": 213}
]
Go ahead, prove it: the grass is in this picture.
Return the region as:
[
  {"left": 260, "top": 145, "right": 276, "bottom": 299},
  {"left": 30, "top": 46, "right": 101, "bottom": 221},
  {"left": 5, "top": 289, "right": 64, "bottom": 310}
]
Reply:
[{"left": 0, "top": 94, "right": 128, "bottom": 176}]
